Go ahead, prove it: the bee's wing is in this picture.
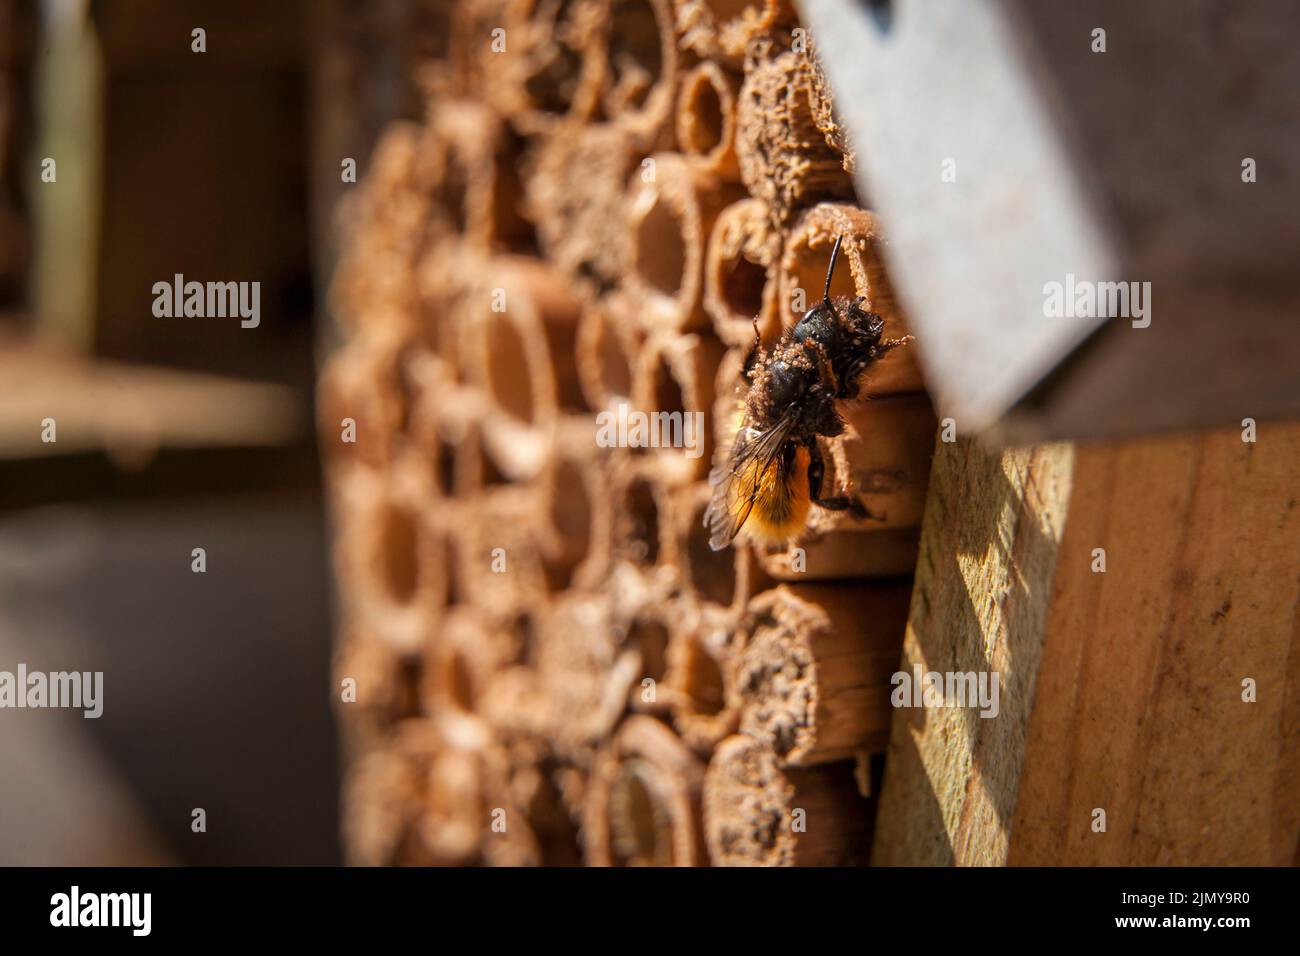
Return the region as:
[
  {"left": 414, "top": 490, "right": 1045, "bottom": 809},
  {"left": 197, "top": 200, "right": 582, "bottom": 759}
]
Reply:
[{"left": 703, "top": 408, "right": 800, "bottom": 551}]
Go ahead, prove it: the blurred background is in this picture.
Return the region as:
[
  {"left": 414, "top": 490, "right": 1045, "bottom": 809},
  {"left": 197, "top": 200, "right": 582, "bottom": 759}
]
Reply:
[{"left": 0, "top": 0, "right": 389, "bottom": 865}]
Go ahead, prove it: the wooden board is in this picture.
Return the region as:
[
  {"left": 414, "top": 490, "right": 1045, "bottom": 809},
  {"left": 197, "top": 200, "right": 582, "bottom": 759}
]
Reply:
[
  {"left": 1008, "top": 423, "right": 1300, "bottom": 865},
  {"left": 872, "top": 438, "right": 1075, "bottom": 865},
  {"left": 0, "top": 346, "right": 305, "bottom": 462},
  {"left": 872, "top": 421, "right": 1300, "bottom": 865}
]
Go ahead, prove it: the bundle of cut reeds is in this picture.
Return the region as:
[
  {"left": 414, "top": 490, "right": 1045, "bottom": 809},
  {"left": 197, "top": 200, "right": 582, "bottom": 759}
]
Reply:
[{"left": 322, "top": 0, "right": 934, "bottom": 866}]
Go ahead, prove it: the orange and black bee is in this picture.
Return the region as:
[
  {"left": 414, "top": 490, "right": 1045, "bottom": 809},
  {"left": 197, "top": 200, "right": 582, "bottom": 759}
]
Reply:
[{"left": 704, "top": 235, "right": 909, "bottom": 551}]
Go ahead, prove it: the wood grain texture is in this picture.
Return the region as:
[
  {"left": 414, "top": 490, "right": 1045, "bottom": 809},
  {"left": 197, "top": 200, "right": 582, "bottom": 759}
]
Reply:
[
  {"left": 871, "top": 438, "right": 1075, "bottom": 865},
  {"left": 873, "top": 422, "right": 1299, "bottom": 866},
  {"left": 1008, "top": 423, "right": 1300, "bottom": 865}
]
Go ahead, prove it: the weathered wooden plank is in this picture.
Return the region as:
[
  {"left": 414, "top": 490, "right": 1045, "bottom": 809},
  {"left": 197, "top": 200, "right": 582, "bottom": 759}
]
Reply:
[
  {"left": 1008, "top": 423, "right": 1300, "bottom": 865},
  {"left": 0, "top": 347, "right": 305, "bottom": 461},
  {"left": 871, "top": 438, "right": 1075, "bottom": 865},
  {"left": 873, "top": 422, "right": 1300, "bottom": 865}
]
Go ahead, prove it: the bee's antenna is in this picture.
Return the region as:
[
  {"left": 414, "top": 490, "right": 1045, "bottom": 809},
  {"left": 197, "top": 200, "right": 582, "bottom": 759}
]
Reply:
[{"left": 823, "top": 235, "right": 843, "bottom": 306}]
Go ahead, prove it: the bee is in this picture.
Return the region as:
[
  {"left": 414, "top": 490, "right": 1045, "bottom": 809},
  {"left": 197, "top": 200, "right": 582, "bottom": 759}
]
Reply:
[{"left": 704, "top": 235, "right": 910, "bottom": 551}]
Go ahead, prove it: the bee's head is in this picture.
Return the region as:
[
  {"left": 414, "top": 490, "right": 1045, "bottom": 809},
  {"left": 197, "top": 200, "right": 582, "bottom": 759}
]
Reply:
[
  {"left": 766, "top": 358, "right": 811, "bottom": 409},
  {"left": 844, "top": 298, "right": 886, "bottom": 348},
  {"left": 791, "top": 300, "right": 842, "bottom": 350},
  {"left": 791, "top": 234, "right": 856, "bottom": 351}
]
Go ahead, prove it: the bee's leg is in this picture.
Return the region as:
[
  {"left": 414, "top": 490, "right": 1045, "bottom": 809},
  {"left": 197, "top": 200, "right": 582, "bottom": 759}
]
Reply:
[
  {"left": 806, "top": 440, "right": 884, "bottom": 521},
  {"left": 741, "top": 315, "right": 762, "bottom": 384},
  {"left": 834, "top": 354, "right": 874, "bottom": 400},
  {"left": 876, "top": 334, "right": 913, "bottom": 357},
  {"left": 836, "top": 333, "right": 916, "bottom": 400},
  {"left": 835, "top": 363, "right": 865, "bottom": 400}
]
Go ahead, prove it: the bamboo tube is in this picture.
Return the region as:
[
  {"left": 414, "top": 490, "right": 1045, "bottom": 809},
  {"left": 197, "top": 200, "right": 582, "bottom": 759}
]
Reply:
[
  {"left": 413, "top": 251, "right": 474, "bottom": 372},
  {"left": 482, "top": 809, "right": 545, "bottom": 866},
  {"left": 605, "top": 559, "right": 680, "bottom": 666},
  {"left": 734, "top": 538, "right": 777, "bottom": 609},
  {"left": 453, "top": 485, "right": 550, "bottom": 619},
  {"left": 360, "top": 723, "right": 527, "bottom": 868},
  {"left": 330, "top": 121, "right": 432, "bottom": 334},
  {"left": 736, "top": 45, "right": 854, "bottom": 227},
  {"left": 421, "top": 606, "right": 517, "bottom": 750},
  {"left": 343, "top": 718, "right": 484, "bottom": 866},
  {"left": 333, "top": 466, "right": 446, "bottom": 654},
  {"left": 676, "top": 60, "right": 742, "bottom": 179},
  {"left": 626, "top": 153, "right": 746, "bottom": 333},
  {"left": 605, "top": 546, "right": 676, "bottom": 629},
  {"left": 424, "top": 114, "right": 471, "bottom": 245},
  {"left": 473, "top": 743, "right": 550, "bottom": 867},
  {"left": 703, "top": 735, "right": 871, "bottom": 866},
  {"left": 624, "top": 604, "right": 673, "bottom": 715},
  {"left": 752, "top": 393, "right": 937, "bottom": 579},
  {"left": 462, "top": 255, "right": 585, "bottom": 479},
  {"left": 668, "top": 481, "right": 739, "bottom": 608},
  {"left": 317, "top": 332, "right": 413, "bottom": 471},
  {"left": 498, "top": 744, "right": 584, "bottom": 865},
  {"left": 610, "top": 458, "right": 668, "bottom": 568},
  {"left": 400, "top": 355, "right": 468, "bottom": 505},
  {"left": 487, "top": 135, "right": 536, "bottom": 256},
  {"left": 454, "top": 416, "right": 509, "bottom": 502},
  {"left": 779, "top": 203, "right": 922, "bottom": 395},
  {"left": 526, "top": 121, "right": 637, "bottom": 294},
  {"left": 476, "top": 609, "right": 550, "bottom": 739},
  {"left": 360, "top": 116, "right": 429, "bottom": 201},
  {"left": 498, "top": 606, "right": 542, "bottom": 668},
  {"left": 441, "top": 403, "right": 512, "bottom": 504},
  {"left": 599, "top": 0, "right": 678, "bottom": 148},
  {"left": 630, "top": 329, "right": 726, "bottom": 483},
  {"left": 576, "top": 291, "right": 643, "bottom": 412},
  {"left": 662, "top": 612, "right": 739, "bottom": 753},
  {"left": 420, "top": 754, "right": 485, "bottom": 864},
  {"left": 583, "top": 715, "right": 706, "bottom": 865},
  {"left": 710, "top": 343, "right": 746, "bottom": 463},
  {"left": 732, "top": 583, "right": 912, "bottom": 765},
  {"left": 673, "top": 0, "right": 797, "bottom": 64},
  {"left": 755, "top": 525, "right": 922, "bottom": 581},
  {"left": 433, "top": 100, "right": 537, "bottom": 255},
  {"left": 334, "top": 628, "right": 424, "bottom": 750},
  {"left": 408, "top": 108, "right": 499, "bottom": 338},
  {"left": 666, "top": 478, "right": 777, "bottom": 609},
  {"left": 538, "top": 417, "right": 613, "bottom": 590},
  {"left": 534, "top": 594, "right": 641, "bottom": 754},
  {"left": 367, "top": 119, "right": 440, "bottom": 239},
  {"left": 801, "top": 37, "right": 853, "bottom": 173},
  {"left": 341, "top": 744, "right": 426, "bottom": 866},
  {"left": 334, "top": 291, "right": 422, "bottom": 347},
  {"left": 426, "top": 740, "right": 563, "bottom": 869},
  {"left": 481, "top": 0, "right": 604, "bottom": 136},
  {"left": 703, "top": 198, "right": 783, "bottom": 347},
  {"left": 813, "top": 392, "right": 935, "bottom": 535},
  {"left": 444, "top": 0, "right": 515, "bottom": 100},
  {"left": 480, "top": 664, "right": 550, "bottom": 739},
  {"left": 416, "top": 735, "right": 490, "bottom": 865}
]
